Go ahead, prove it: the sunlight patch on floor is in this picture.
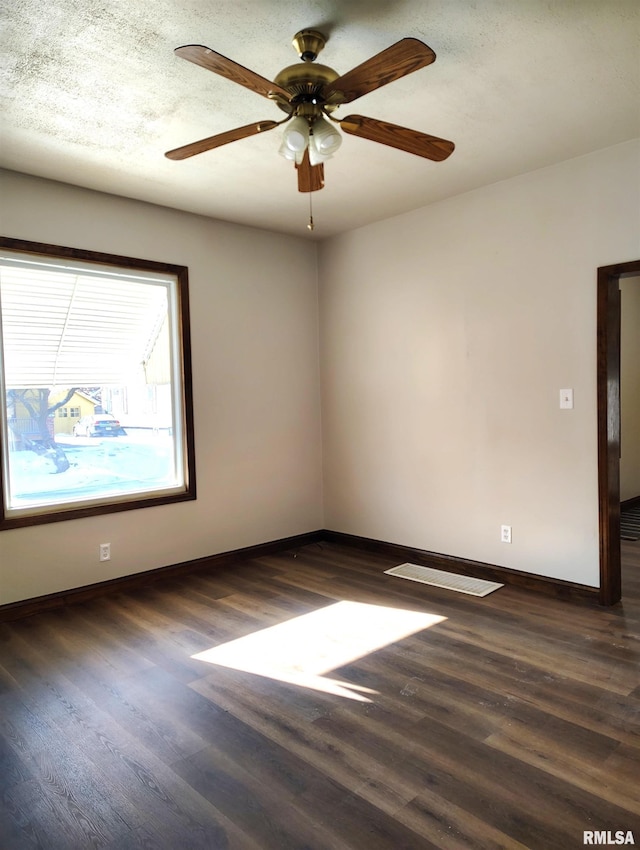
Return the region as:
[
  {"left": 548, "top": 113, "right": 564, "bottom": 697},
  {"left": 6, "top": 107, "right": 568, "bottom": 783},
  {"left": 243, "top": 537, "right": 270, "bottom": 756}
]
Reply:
[{"left": 192, "top": 600, "right": 446, "bottom": 701}]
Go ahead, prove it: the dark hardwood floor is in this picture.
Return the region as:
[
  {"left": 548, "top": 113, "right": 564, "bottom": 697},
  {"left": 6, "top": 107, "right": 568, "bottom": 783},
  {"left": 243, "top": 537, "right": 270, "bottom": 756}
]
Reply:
[{"left": 1, "top": 541, "right": 639, "bottom": 849}]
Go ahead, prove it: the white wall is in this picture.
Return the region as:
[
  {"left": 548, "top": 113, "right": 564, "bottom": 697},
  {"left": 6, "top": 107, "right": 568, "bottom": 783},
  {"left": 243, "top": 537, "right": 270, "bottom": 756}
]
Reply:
[
  {"left": 0, "top": 170, "right": 323, "bottom": 605},
  {"left": 2, "top": 141, "right": 639, "bottom": 603},
  {"left": 620, "top": 276, "right": 640, "bottom": 502},
  {"left": 319, "top": 141, "right": 640, "bottom": 587}
]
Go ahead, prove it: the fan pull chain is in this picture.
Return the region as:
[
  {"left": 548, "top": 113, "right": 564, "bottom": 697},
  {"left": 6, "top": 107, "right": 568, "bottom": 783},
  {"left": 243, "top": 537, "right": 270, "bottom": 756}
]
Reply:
[{"left": 307, "top": 192, "right": 314, "bottom": 231}]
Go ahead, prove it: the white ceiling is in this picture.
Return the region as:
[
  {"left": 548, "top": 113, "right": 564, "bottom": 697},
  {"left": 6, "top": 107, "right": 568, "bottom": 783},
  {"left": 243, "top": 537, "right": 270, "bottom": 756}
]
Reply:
[{"left": 2, "top": 0, "right": 639, "bottom": 239}]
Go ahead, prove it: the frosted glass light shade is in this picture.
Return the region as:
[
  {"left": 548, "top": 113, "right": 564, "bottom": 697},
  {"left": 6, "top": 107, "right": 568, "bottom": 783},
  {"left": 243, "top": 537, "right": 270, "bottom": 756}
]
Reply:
[
  {"left": 308, "top": 145, "right": 333, "bottom": 166},
  {"left": 278, "top": 139, "right": 305, "bottom": 164},
  {"left": 282, "top": 117, "right": 310, "bottom": 153},
  {"left": 310, "top": 117, "right": 342, "bottom": 155}
]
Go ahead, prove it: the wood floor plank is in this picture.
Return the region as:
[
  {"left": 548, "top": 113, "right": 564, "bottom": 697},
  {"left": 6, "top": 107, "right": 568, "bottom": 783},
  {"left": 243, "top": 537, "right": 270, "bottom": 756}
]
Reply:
[
  {"left": 309, "top": 700, "right": 630, "bottom": 849},
  {"left": 172, "top": 745, "right": 364, "bottom": 850},
  {"left": 0, "top": 636, "right": 255, "bottom": 848},
  {"left": 377, "top": 631, "right": 640, "bottom": 747},
  {"left": 0, "top": 692, "right": 131, "bottom": 848},
  {"left": 189, "top": 669, "right": 422, "bottom": 813},
  {"left": 360, "top": 628, "right": 640, "bottom": 744},
  {"left": 484, "top": 714, "right": 639, "bottom": 813},
  {"left": 2, "top": 540, "right": 640, "bottom": 849}
]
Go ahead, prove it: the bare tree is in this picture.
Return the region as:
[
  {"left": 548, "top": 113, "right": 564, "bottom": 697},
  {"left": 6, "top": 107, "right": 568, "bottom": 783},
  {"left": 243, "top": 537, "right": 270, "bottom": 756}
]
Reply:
[{"left": 8, "top": 388, "right": 78, "bottom": 473}]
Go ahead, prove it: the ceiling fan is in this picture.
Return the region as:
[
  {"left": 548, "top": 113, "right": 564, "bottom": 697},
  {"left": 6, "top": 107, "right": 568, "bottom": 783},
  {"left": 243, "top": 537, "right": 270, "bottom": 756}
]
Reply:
[{"left": 165, "top": 29, "right": 455, "bottom": 193}]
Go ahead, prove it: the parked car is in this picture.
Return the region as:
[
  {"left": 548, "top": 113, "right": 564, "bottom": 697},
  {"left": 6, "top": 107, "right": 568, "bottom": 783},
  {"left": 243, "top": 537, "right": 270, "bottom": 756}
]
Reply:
[{"left": 73, "top": 414, "right": 126, "bottom": 437}]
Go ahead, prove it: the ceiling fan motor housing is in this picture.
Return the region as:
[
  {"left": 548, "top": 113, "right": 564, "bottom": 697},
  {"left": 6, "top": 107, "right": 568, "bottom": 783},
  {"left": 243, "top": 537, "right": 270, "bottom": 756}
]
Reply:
[
  {"left": 292, "top": 29, "right": 326, "bottom": 62},
  {"left": 273, "top": 63, "right": 340, "bottom": 112}
]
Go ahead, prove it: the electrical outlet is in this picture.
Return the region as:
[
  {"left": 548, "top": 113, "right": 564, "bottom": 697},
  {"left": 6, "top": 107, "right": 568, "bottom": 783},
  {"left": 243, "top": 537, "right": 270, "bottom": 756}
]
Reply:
[
  {"left": 500, "top": 525, "right": 512, "bottom": 544},
  {"left": 99, "top": 543, "right": 111, "bottom": 561}
]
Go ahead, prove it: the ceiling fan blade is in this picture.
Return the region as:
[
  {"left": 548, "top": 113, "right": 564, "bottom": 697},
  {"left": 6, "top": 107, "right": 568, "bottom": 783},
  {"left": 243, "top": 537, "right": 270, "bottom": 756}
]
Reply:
[
  {"left": 165, "top": 120, "right": 279, "bottom": 160},
  {"left": 340, "top": 115, "right": 454, "bottom": 161},
  {"left": 175, "top": 44, "right": 291, "bottom": 101},
  {"left": 296, "top": 148, "right": 325, "bottom": 192},
  {"left": 323, "top": 38, "right": 435, "bottom": 104}
]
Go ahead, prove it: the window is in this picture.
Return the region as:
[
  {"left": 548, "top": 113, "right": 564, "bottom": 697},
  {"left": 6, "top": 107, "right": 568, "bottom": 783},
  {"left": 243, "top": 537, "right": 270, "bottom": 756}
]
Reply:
[{"left": 0, "top": 238, "right": 196, "bottom": 529}]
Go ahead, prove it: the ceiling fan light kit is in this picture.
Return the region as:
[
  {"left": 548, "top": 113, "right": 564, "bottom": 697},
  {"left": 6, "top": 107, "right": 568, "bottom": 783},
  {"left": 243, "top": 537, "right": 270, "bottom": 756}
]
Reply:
[
  {"left": 278, "top": 139, "right": 304, "bottom": 164},
  {"left": 165, "top": 28, "right": 455, "bottom": 221},
  {"left": 309, "top": 117, "right": 342, "bottom": 156},
  {"left": 281, "top": 116, "right": 310, "bottom": 154}
]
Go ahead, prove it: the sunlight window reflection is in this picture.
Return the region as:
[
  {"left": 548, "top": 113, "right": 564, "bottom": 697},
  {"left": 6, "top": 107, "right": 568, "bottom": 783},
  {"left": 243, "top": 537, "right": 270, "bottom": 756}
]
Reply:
[{"left": 191, "top": 601, "right": 447, "bottom": 701}]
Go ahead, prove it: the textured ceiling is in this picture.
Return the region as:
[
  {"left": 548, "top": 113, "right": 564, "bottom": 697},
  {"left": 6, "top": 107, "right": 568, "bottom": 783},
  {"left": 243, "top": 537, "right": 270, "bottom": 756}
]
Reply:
[{"left": 1, "top": 0, "right": 639, "bottom": 239}]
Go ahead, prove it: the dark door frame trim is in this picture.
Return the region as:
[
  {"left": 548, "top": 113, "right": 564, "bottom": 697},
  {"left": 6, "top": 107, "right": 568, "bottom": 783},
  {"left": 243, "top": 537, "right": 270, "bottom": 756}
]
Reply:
[{"left": 597, "top": 259, "right": 640, "bottom": 605}]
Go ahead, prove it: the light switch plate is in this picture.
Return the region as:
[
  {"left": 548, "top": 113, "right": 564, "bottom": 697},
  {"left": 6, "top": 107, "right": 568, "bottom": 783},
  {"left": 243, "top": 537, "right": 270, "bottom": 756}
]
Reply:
[{"left": 560, "top": 389, "right": 573, "bottom": 409}]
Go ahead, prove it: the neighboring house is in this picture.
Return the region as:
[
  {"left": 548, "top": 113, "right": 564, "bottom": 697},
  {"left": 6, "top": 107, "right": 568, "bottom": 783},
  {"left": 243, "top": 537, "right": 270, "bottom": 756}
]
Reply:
[
  {"left": 7, "top": 387, "right": 98, "bottom": 446},
  {"left": 49, "top": 389, "right": 98, "bottom": 435}
]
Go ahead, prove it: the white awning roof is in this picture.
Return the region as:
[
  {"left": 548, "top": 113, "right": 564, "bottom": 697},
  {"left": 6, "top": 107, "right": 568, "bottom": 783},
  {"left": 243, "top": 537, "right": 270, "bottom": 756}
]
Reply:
[{"left": 1, "top": 259, "right": 170, "bottom": 388}]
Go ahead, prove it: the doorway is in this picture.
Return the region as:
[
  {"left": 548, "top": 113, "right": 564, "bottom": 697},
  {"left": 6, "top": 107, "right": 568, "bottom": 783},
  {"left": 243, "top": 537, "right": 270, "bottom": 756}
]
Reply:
[{"left": 597, "top": 259, "right": 640, "bottom": 605}]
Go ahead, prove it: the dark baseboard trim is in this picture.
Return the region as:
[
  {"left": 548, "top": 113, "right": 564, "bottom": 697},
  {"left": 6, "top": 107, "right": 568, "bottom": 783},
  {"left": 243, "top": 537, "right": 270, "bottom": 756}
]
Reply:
[
  {"left": 322, "top": 529, "right": 600, "bottom": 604},
  {"left": 1, "top": 526, "right": 601, "bottom": 621},
  {"left": 621, "top": 495, "right": 640, "bottom": 510},
  {"left": 0, "top": 530, "right": 324, "bottom": 622}
]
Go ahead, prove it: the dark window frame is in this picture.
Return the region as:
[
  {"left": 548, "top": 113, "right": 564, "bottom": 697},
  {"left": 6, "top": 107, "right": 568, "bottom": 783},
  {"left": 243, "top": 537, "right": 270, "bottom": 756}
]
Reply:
[{"left": 0, "top": 237, "right": 197, "bottom": 530}]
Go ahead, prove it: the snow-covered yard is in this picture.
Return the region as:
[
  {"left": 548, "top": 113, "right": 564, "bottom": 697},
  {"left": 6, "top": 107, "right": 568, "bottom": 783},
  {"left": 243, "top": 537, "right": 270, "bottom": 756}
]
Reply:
[{"left": 7, "top": 430, "right": 176, "bottom": 508}]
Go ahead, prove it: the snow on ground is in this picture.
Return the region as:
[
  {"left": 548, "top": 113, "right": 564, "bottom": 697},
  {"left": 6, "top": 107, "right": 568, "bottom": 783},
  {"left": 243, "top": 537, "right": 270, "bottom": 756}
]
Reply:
[{"left": 7, "top": 431, "right": 177, "bottom": 508}]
